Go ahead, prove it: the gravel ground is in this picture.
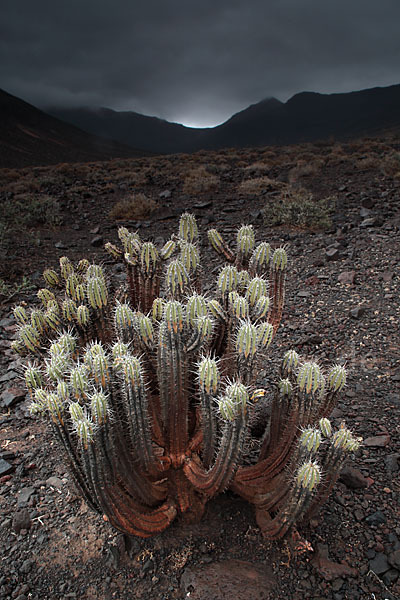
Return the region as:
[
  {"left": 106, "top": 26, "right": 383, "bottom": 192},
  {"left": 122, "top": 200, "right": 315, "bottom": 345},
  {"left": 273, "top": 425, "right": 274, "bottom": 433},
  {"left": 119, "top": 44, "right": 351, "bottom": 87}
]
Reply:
[{"left": 1, "top": 140, "right": 399, "bottom": 599}]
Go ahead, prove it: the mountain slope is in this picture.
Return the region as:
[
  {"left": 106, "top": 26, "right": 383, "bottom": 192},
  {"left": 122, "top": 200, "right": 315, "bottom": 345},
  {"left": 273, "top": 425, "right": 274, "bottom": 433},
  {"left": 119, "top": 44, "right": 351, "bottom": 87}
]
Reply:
[
  {"left": 47, "top": 106, "right": 207, "bottom": 154},
  {"left": 0, "top": 89, "right": 149, "bottom": 168}
]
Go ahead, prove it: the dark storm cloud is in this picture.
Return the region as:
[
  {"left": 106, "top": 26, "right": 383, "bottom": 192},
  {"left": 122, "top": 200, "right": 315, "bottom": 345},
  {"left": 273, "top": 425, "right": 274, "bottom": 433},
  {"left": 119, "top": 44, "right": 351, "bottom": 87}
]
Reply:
[{"left": 1, "top": 0, "right": 400, "bottom": 126}]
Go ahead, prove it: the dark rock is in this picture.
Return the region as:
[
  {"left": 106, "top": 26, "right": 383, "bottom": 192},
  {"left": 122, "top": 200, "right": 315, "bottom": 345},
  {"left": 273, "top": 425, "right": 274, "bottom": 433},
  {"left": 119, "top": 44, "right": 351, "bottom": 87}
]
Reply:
[
  {"left": 46, "top": 476, "right": 63, "bottom": 489},
  {"left": 17, "top": 487, "right": 35, "bottom": 507},
  {"left": 360, "top": 216, "right": 383, "bottom": 228},
  {"left": 90, "top": 235, "right": 103, "bottom": 247},
  {"left": 364, "top": 434, "right": 390, "bottom": 447},
  {"left": 54, "top": 241, "right": 68, "bottom": 249},
  {"left": 338, "top": 271, "right": 356, "bottom": 284},
  {"left": 382, "top": 271, "right": 395, "bottom": 282},
  {"left": 325, "top": 248, "right": 341, "bottom": 261},
  {"left": 382, "top": 570, "right": 399, "bottom": 585},
  {"left": 20, "top": 559, "right": 35, "bottom": 574},
  {"left": 106, "top": 545, "right": 120, "bottom": 569},
  {"left": 312, "top": 544, "right": 358, "bottom": 581},
  {"left": 0, "top": 370, "right": 19, "bottom": 382},
  {"left": 123, "top": 535, "right": 141, "bottom": 559},
  {"left": 193, "top": 200, "right": 212, "bottom": 209},
  {"left": 0, "top": 459, "right": 14, "bottom": 477},
  {"left": 339, "top": 465, "right": 368, "bottom": 489},
  {"left": 159, "top": 190, "right": 171, "bottom": 199},
  {"left": 142, "top": 558, "right": 153, "bottom": 573},
  {"left": 385, "top": 454, "right": 400, "bottom": 473},
  {"left": 0, "top": 317, "right": 14, "bottom": 327},
  {"left": 349, "top": 307, "right": 365, "bottom": 319},
  {"left": 365, "top": 511, "right": 387, "bottom": 526},
  {"left": 361, "top": 197, "right": 375, "bottom": 209},
  {"left": 332, "top": 578, "right": 344, "bottom": 591},
  {"left": 12, "top": 510, "right": 31, "bottom": 534},
  {"left": 359, "top": 207, "right": 372, "bottom": 218},
  {"left": 388, "top": 549, "right": 400, "bottom": 570},
  {"left": 1, "top": 387, "right": 26, "bottom": 408},
  {"left": 181, "top": 559, "right": 276, "bottom": 600},
  {"left": 369, "top": 553, "right": 389, "bottom": 575}
]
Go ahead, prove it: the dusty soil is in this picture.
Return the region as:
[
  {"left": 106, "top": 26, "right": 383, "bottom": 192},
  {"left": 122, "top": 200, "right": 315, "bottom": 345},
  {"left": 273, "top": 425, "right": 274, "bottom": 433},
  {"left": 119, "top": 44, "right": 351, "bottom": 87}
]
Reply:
[{"left": 1, "top": 138, "right": 400, "bottom": 599}]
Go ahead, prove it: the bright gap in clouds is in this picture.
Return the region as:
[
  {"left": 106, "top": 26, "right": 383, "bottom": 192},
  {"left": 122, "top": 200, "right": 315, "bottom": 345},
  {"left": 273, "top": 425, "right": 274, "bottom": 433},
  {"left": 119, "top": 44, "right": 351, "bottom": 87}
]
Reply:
[{"left": 177, "top": 119, "right": 224, "bottom": 129}]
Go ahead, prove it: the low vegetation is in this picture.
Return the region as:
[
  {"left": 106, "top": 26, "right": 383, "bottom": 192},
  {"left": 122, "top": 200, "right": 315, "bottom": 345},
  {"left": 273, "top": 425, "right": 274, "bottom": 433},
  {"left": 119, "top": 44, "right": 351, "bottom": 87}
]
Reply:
[
  {"left": 108, "top": 192, "right": 157, "bottom": 221},
  {"left": 263, "top": 187, "right": 335, "bottom": 229}
]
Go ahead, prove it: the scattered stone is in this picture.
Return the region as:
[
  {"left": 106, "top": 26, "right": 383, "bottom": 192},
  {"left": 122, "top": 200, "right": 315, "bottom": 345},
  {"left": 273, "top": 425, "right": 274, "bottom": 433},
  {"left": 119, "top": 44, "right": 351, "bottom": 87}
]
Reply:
[
  {"left": 17, "top": 487, "right": 35, "bottom": 507},
  {"left": 54, "top": 241, "right": 68, "bottom": 249},
  {"left": 360, "top": 207, "right": 372, "bottom": 218},
  {"left": 364, "top": 434, "right": 390, "bottom": 447},
  {"left": 106, "top": 545, "right": 120, "bottom": 569},
  {"left": 0, "top": 459, "right": 13, "bottom": 477},
  {"left": 0, "top": 316, "right": 14, "bottom": 327},
  {"left": 297, "top": 291, "right": 311, "bottom": 298},
  {"left": 388, "top": 549, "right": 400, "bottom": 570},
  {"left": 159, "top": 190, "right": 171, "bottom": 199},
  {"left": 304, "top": 275, "right": 319, "bottom": 286},
  {"left": 46, "top": 476, "right": 63, "bottom": 489},
  {"left": 181, "top": 560, "right": 276, "bottom": 599},
  {"left": 385, "top": 454, "right": 400, "bottom": 473},
  {"left": 1, "top": 387, "right": 26, "bottom": 408},
  {"left": 90, "top": 235, "right": 103, "bottom": 247},
  {"left": 360, "top": 216, "right": 382, "bottom": 228},
  {"left": 365, "top": 511, "right": 387, "bottom": 526},
  {"left": 332, "top": 578, "right": 344, "bottom": 592},
  {"left": 0, "top": 370, "right": 19, "bottom": 382},
  {"left": 20, "top": 559, "right": 35, "bottom": 575},
  {"left": 89, "top": 226, "right": 100, "bottom": 234},
  {"left": 339, "top": 465, "right": 368, "bottom": 489},
  {"left": 369, "top": 553, "right": 390, "bottom": 575},
  {"left": 312, "top": 544, "right": 357, "bottom": 581},
  {"left": 382, "top": 271, "right": 395, "bottom": 282},
  {"left": 193, "top": 200, "right": 212, "bottom": 209},
  {"left": 338, "top": 271, "right": 356, "bottom": 284},
  {"left": 325, "top": 248, "right": 341, "bottom": 261},
  {"left": 349, "top": 307, "right": 365, "bottom": 319},
  {"left": 12, "top": 510, "right": 31, "bottom": 534},
  {"left": 361, "top": 197, "right": 375, "bottom": 209},
  {"left": 382, "top": 569, "right": 399, "bottom": 586}
]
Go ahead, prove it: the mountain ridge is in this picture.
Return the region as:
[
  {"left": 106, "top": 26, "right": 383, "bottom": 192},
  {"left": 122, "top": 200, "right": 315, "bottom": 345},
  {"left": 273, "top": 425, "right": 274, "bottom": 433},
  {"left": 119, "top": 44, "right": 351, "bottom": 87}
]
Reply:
[{"left": 47, "top": 83, "right": 400, "bottom": 154}]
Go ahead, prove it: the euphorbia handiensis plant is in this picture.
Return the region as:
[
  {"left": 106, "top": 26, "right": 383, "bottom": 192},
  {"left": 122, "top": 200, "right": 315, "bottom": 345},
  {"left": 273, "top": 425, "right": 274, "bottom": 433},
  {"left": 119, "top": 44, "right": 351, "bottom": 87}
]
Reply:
[{"left": 13, "top": 214, "right": 359, "bottom": 539}]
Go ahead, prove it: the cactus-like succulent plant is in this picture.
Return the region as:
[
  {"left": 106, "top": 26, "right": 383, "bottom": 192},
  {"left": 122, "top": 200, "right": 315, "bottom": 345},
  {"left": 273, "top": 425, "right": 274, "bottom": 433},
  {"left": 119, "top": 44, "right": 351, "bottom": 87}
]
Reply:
[{"left": 13, "top": 214, "right": 359, "bottom": 540}]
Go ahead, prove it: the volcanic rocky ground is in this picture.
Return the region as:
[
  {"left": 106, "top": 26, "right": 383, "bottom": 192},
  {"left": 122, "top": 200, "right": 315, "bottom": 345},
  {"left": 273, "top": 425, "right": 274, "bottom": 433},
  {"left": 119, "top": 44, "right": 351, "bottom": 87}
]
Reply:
[{"left": 0, "top": 137, "right": 400, "bottom": 599}]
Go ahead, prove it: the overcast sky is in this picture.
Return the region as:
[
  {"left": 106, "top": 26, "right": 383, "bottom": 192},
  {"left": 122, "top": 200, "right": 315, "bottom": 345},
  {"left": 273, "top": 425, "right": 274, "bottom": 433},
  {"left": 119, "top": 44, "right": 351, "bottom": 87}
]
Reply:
[{"left": 1, "top": 0, "right": 400, "bottom": 127}]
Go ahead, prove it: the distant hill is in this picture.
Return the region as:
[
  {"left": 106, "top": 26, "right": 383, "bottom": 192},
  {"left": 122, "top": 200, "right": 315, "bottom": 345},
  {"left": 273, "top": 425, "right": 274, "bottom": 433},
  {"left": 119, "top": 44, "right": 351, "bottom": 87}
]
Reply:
[
  {"left": 48, "top": 83, "right": 400, "bottom": 154},
  {"left": 46, "top": 106, "right": 207, "bottom": 154},
  {"left": 207, "top": 84, "right": 400, "bottom": 148},
  {"left": 0, "top": 89, "right": 149, "bottom": 168}
]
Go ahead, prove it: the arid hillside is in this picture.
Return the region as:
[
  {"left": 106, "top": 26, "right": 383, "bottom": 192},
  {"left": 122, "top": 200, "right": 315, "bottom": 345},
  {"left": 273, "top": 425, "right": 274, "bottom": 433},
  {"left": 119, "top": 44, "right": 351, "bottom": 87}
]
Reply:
[{"left": 0, "top": 89, "right": 149, "bottom": 168}]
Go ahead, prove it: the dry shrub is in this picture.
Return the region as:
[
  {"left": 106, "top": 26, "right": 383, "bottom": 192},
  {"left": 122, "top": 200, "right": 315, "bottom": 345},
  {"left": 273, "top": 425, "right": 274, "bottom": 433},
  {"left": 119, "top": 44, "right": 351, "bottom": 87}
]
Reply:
[
  {"left": 182, "top": 166, "right": 219, "bottom": 195},
  {"left": 263, "top": 187, "right": 335, "bottom": 229},
  {"left": 356, "top": 156, "right": 381, "bottom": 170},
  {"left": 0, "top": 168, "right": 21, "bottom": 186},
  {"left": 109, "top": 193, "right": 157, "bottom": 221},
  {"left": 288, "top": 160, "right": 322, "bottom": 183},
  {"left": 381, "top": 153, "right": 400, "bottom": 177},
  {"left": 238, "top": 176, "right": 286, "bottom": 196},
  {"left": 111, "top": 169, "right": 148, "bottom": 186},
  {"left": 243, "top": 162, "right": 271, "bottom": 176}
]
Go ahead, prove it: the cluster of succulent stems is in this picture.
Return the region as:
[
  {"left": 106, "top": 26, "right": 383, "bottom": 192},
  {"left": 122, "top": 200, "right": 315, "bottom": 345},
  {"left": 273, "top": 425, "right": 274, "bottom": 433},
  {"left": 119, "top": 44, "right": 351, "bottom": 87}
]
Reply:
[{"left": 13, "top": 214, "right": 360, "bottom": 540}]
